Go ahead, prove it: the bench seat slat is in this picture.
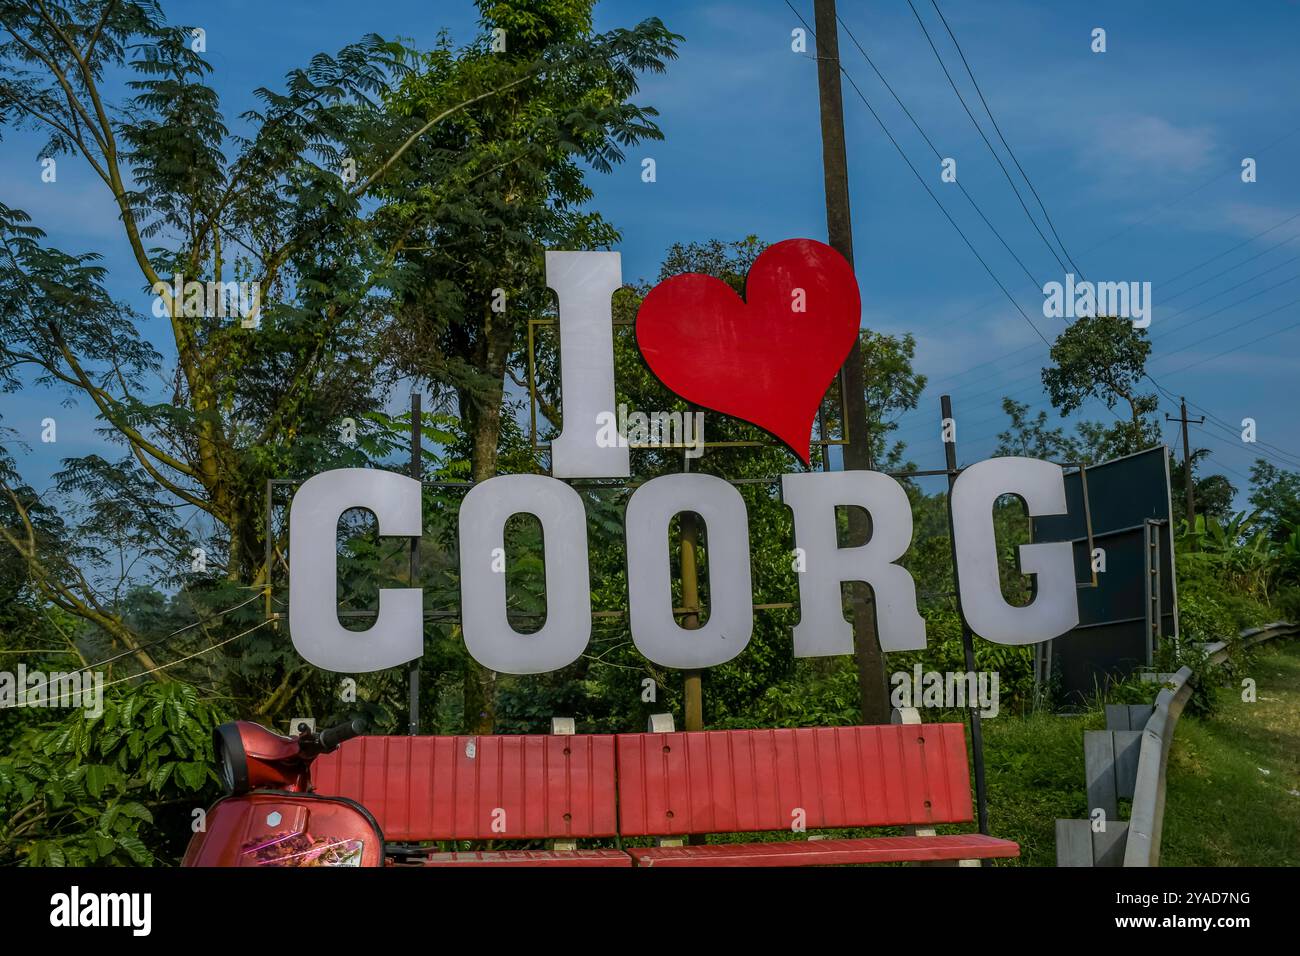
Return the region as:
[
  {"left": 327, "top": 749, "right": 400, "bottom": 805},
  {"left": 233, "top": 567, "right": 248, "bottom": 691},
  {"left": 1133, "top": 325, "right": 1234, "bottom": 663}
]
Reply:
[
  {"left": 627, "top": 834, "right": 1019, "bottom": 867},
  {"left": 421, "top": 849, "right": 632, "bottom": 867}
]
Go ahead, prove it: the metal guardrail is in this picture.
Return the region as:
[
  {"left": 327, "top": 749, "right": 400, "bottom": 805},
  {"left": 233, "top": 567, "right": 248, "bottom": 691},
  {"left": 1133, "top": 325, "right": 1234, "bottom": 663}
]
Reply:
[{"left": 1123, "top": 621, "right": 1298, "bottom": 867}]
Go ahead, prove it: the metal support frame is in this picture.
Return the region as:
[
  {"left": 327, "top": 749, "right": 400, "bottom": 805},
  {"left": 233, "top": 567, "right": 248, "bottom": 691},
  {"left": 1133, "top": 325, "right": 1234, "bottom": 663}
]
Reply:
[
  {"left": 408, "top": 392, "right": 422, "bottom": 735},
  {"left": 1032, "top": 460, "right": 1101, "bottom": 693},
  {"left": 939, "top": 395, "right": 989, "bottom": 844},
  {"left": 1143, "top": 519, "right": 1164, "bottom": 665}
]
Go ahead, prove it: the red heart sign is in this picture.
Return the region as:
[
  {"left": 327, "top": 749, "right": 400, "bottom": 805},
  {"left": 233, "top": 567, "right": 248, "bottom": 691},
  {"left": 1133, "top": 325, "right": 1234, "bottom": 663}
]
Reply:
[{"left": 635, "top": 238, "right": 861, "bottom": 464}]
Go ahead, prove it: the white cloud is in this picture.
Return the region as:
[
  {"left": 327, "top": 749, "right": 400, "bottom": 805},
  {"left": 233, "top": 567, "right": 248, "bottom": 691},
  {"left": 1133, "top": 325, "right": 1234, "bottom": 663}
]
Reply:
[
  {"left": 1073, "top": 114, "right": 1216, "bottom": 181},
  {"left": 1199, "top": 200, "right": 1300, "bottom": 238}
]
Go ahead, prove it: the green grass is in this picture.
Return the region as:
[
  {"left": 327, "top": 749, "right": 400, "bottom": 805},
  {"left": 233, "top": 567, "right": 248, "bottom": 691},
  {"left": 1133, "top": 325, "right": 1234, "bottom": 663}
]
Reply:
[
  {"left": 1161, "top": 638, "right": 1300, "bottom": 866},
  {"left": 979, "top": 708, "right": 1103, "bottom": 865},
  {"left": 971, "top": 637, "right": 1300, "bottom": 866}
]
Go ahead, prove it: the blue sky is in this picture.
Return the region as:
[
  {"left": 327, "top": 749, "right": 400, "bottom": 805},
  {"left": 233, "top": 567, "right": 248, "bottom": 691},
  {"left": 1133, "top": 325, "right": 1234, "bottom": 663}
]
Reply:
[{"left": 5, "top": 0, "right": 1300, "bottom": 507}]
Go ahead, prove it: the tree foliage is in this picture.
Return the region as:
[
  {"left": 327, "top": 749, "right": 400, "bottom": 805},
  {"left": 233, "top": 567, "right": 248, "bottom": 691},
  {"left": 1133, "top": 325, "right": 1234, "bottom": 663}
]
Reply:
[
  {"left": 0, "top": 0, "right": 678, "bottom": 726},
  {"left": 1040, "top": 314, "right": 1159, "bottom": 459}
]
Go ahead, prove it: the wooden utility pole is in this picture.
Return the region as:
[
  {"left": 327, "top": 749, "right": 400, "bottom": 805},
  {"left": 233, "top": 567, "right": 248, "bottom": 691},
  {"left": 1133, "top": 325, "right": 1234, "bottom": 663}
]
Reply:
[
  {"left": 1165, "top": 397, "right": 1204, "bottom": 533},
  {"left": 812, "top": 0, "right": 890, "bottom": 723}
]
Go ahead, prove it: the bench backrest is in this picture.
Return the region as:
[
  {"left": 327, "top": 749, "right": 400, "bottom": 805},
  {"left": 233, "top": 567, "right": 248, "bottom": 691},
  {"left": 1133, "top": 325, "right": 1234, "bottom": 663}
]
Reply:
[
  {"left": 614, "top": 723, "right": 973, "bottom": 836},
  {"left": 311, "top": 723, "right": 974, "bottom": 841},
  {"left": 311, "top": 734, "right": 619, "bottom": 841}
]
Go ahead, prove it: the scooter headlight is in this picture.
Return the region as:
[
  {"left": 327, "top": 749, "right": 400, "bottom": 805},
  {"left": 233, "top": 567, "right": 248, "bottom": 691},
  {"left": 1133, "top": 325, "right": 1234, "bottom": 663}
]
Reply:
[{"left": 214, "top": 723, "right": 250, "bottom": 795}]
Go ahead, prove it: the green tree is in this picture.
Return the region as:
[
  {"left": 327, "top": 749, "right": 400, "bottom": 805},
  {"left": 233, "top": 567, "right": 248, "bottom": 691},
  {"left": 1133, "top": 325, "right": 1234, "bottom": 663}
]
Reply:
[
  {"left": 1169, "top": 448, "right": 1236, "bottom": 525},
  {"left": 0, "top": 2, "right": 444, "bottom": 713},
  {"left": 994, "top": 397, "right": 1083, "bottom": 461},
  {"left": 1040, "top": 315, "right": 1160, "bottom": 458},
  {"left": 0, "top": 0, "right": 676, "bottom": 727},
  {"left": 373, "top": 0, "right": 679, "bottom": 732},
  {"left": 1248, "top": 459, "right": 1300, "bottom": 540}
]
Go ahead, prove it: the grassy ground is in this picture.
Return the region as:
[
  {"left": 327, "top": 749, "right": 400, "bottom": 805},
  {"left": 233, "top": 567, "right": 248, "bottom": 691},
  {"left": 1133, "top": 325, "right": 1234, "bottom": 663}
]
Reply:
[
  {"left": 979, "top": 708, "right": 1101, "bottom": 865},
  {"left": 1160, "top": 637, "right": 1300, "bottom": 865},
  {"left": 973, "top": 637, "right": 1300, "bottom": 866}
]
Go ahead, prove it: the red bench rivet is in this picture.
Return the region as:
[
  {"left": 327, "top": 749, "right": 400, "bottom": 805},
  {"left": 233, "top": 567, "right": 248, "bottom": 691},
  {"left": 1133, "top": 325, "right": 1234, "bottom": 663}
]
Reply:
[
  {"left": 563, "top": 747, "right": 571, "bottom": 756},
  {"left": 666, "top": 810, "right": 675, "bottom": 818},
  {"left": 923, "top": 800, "right": 931, "bottom": 808},
  {"left": 662, "top": 745, "right": 671, "bottom": 754},
  {"left": 563, "top": 813, "right": 572, "bottom": 821},
  {"left": 916, "top": 736, "right": 925, "bottom": 744}
]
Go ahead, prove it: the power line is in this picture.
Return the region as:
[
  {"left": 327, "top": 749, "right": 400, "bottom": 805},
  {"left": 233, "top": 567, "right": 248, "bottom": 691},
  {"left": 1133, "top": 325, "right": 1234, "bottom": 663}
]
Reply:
[
  {"left": 1160, "top": 209, "right": 1300, "bottom": 288},
  {"left": 927, "top": 341, "right": 1039, "bottom": 387},
  {"left": 98, "top": 618, "right": 274, "bottom": 690},
  {"left": 1198, "top": 417, "right": 1300, "bottom": 471},
  {"left": 834, "top": 11, "right": 1046, "bottom": 290},
  {"left": 1162, "top": 228, "right": 1300, "bottom": 304},
  {"left": 1147, "top": 378, "right": 1300, "bottom": 469},
  {"left": 905, "top": 171, "right": 1300, "bottom": 390},
  {"left": 1079, "top": 123, "right": 1300, "bottom": 257},
  {"left": 911, "top": 254, "right": 1300, "bottom": 466},
  {"left": 1150, "top": 294, "right": 1300, "bottom": 366},
  {"left": 1153, "top": 393, "right": 1287, "bottom": 482},
  {"left": 1184, "top": 396, "right": 1300, "bottom": 469},
  {"left": 955, "top": 393, "right": 1123, "bottom": 451},
  {"left": 24, "top": 590, "right": 265, "bottom": 690},
  {"left": 908, "top": 267, "right": 1300, "bottom": 421},
  {"left": 1159, "top": 313, "right": 1300, "bottom": 378},
  {"left": 910, "top": 365, "right": 1283, "bottom": 476},
  {"left": 903, "top": 0, "right": 1073, "bottom": 276},
  {"left": 787, "top": 0, "right": 1300, "bottom": 467},
  {"left": 945, "top": 281, "right": 1300, "bottom": 431},
  {"left": 923, "top": 198, "right": 1300, "bottom": 393},
  {"left": 1155, "top": 264, "right": 1300, "bottom": 342},
  {"left": 784, "top": 0, "right": 1054, "bottom": 347},
  {"left": 925, "top": 0, "right": 1085, "bottom": 277}
]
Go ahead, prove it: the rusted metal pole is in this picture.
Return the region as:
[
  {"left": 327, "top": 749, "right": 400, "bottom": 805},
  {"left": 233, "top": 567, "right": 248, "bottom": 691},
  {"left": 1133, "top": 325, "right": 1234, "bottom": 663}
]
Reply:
[
  {"left": 409, "top": 392, "right": 422, "bottom": 735},
  {"left": 941, "top": 394, "right": 989, "bottom": 838}
]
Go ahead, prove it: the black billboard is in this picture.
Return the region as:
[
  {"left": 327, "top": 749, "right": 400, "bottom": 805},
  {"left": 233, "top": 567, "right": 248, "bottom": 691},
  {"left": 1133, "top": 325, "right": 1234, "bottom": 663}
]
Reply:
[{"left": 1030, "top": 446, "right": 1178, "bottom": 702}]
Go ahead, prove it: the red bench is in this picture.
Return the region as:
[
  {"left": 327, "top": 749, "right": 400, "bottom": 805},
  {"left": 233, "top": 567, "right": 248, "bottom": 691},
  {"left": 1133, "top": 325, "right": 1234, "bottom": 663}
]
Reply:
[{"left": 311, "top": 723, "right": 1018, "bottom": 866}]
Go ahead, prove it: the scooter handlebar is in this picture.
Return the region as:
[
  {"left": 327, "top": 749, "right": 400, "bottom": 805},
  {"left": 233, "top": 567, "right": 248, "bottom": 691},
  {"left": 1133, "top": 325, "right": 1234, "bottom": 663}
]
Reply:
[{"left": 317, "top": 717, "right": 366, "bottom": 753}]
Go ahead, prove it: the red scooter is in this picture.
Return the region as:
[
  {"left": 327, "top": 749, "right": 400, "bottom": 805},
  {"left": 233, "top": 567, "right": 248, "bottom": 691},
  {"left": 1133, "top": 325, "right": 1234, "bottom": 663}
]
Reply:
[{"left": 182, "top": 718, "right": 384, "bottom": 867}]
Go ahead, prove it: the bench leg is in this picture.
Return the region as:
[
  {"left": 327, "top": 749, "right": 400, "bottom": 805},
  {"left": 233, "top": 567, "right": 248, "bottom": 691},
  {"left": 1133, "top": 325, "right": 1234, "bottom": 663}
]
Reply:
[
  {"left": 904, "top": 825, "right": 943, "bottom": 866},
  {"left": 551, "top": 717, "right": 578, "bottom": 853},
  {"left": 902, "top": 826, "right": 985, "bottom": 867}
]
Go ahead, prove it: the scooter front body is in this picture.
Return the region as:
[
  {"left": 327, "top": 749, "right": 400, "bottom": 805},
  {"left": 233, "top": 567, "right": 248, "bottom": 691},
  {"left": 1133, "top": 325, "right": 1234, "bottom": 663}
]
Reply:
[{"left": 183, "top": 791, "right": 385, "bottom": 867}]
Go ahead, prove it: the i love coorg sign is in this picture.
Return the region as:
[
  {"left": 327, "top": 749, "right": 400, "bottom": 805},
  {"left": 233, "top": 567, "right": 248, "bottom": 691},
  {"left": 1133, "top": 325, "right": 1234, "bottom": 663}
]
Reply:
[{"left": 288, "top": 240, "right": 1079, "bottom": 675}]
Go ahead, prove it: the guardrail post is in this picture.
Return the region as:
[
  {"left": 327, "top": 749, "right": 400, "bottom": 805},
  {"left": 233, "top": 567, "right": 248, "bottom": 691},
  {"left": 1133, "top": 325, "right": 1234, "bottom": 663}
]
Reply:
[{"left": 1066, "top": 622, "right": 1297, "bottom": 867}]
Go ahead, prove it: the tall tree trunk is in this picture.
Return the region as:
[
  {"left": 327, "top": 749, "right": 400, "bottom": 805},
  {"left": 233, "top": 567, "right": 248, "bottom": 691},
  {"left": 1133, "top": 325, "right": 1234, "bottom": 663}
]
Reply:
[{"left": 459, "top": 314, "right": 512, "bottom": 734}]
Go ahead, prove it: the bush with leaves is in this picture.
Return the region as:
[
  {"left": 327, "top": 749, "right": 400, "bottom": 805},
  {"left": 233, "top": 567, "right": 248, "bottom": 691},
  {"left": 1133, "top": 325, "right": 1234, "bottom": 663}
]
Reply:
[{"left": 0, "top": 681, "right": 227, "bottom": 866}]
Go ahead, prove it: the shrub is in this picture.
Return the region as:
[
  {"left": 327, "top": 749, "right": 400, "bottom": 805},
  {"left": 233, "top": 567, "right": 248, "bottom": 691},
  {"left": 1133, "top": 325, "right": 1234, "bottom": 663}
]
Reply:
[{"left": 0, "top": 681, "right": 228, "bottom": 866}]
